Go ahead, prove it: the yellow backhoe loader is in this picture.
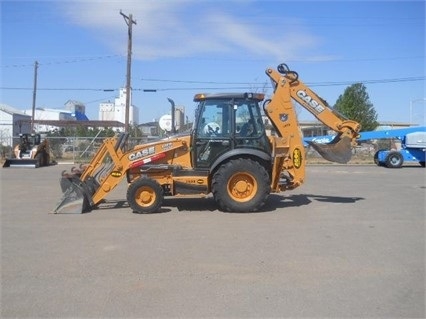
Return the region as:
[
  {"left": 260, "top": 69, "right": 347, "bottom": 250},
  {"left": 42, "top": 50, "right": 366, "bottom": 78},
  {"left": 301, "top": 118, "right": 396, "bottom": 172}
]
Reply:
[{"left": 54, "top": 63, "right": 360, "bottom": 214}]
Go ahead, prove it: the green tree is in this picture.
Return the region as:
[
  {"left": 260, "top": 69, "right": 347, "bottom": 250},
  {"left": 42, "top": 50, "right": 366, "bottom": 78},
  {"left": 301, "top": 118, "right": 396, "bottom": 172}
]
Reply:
[{"left": 334, "top": 83, "right": 379, "bottom": 131}]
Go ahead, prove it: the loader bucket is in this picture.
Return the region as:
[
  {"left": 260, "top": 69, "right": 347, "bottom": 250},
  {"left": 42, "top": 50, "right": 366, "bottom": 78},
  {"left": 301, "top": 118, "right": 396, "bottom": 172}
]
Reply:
[
  {"left": 3, "top": 158, "right": 39, "bottom": 168},
  {"left": 307, "top": 134, "right": 353, "bottom": 164},
  {"left": 53, "top": 177, "right": 93, "bottom": 214}
]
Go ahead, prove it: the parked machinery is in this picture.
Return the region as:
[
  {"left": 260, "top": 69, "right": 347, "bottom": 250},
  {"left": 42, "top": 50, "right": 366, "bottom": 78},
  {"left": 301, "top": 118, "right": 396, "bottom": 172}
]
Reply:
[
  {"left": 364, "top": 127, "right": 426, "bottom": 168},
  {"left": 3, "top": 133, "right": 51, "bottom": 168},
  {"left": 305, "top": 126, "right": 426, "bottom": 168}
]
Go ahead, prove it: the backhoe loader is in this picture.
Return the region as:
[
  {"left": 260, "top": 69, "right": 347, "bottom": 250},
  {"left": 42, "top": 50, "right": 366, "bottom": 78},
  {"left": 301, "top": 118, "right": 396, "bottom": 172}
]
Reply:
[{"left": 54, "top": 63, "right": 360, "bottom": 214}]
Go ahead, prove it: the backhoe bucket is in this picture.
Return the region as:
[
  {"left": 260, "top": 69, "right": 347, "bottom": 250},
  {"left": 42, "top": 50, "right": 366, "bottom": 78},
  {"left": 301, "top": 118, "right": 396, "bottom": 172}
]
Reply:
[
  {"left": 53, "top": 177, "right": 92, "bottom": 214},
  {"left": 307, "top": 134, "right": 353, "bottom": 164}
]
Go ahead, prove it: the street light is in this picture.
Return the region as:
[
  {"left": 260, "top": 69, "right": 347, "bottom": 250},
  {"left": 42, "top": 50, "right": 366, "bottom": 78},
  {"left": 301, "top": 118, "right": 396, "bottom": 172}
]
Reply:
[{"left": 409, "top": 98, "right": 426, "bottom": 125}]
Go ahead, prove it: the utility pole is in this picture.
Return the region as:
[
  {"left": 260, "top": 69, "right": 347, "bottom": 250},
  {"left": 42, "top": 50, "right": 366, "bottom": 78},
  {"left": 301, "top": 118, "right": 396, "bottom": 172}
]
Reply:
[
  {"left": 31, "top": 61, "right": 38, "bottom": 133},
  {"left": 120, "top": 11, "right": 136, "bottom": 133}
]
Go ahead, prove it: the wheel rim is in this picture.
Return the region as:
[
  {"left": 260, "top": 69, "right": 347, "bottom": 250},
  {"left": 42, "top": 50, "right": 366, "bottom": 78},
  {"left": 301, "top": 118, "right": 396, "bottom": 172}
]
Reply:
[
  {"left": 227, "top": 172, "right": 257, "bottom": 202},
  {"left": 390, "top": 155, "right": 401, "bottom": 165},
  {"left": 135, "top": 186, "right": 156, "bottom": 207}
]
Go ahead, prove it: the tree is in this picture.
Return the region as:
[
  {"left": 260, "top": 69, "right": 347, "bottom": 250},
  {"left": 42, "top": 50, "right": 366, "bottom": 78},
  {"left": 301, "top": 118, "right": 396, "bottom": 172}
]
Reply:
[{"left": 334, "top": 83, "right": 379, "bottom": 131}]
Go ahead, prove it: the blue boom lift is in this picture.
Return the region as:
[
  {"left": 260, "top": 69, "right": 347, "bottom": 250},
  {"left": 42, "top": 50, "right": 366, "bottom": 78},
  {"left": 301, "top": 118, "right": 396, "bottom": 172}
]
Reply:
[{"left": 304, "top": 126, "right": 426, "bottom": 168}]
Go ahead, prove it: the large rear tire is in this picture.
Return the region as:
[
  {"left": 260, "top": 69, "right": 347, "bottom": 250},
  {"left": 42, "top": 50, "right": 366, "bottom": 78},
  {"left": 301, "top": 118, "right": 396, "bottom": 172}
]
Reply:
[
  {"left": 212, "top": 158, "right": 270, "bottom": 212},
  {"left": 385, "top": 151, "right": 403, "bottom": 168},
  {"left": 127, "top": 177, "right": 164, "bottom": 214}
]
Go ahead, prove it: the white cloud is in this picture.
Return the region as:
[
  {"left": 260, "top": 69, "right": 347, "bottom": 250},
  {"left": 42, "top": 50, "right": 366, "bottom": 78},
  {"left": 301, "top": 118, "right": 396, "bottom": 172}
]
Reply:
[{"left": 58, "top": 0, "right": 326, "bottom": 61}]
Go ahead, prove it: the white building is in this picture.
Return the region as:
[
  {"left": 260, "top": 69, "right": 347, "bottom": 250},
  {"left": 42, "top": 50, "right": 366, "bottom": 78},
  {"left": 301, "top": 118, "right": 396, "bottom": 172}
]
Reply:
[
  {"left": 0, "top": 104, "right": 31, "bottom": 146},
  {"left": 99, "top": 88, "right": 139, "bottom": 130},
  {"left": 24, "top": 107, "right": 76, "bottom": 132}
]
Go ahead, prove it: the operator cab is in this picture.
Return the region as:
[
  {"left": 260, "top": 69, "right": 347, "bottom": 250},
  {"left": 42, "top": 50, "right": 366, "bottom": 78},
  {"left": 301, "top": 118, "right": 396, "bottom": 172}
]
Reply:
[
  {"left": 17, "top": 133, "right": 40, "bottom": 158},
  {"left": 192, "top": 93, "right": 271, "bottom": 168}
]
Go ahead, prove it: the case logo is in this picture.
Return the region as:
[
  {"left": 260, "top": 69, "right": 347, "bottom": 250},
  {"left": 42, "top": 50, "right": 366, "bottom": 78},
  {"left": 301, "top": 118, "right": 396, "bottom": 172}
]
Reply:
[
  {"left": 128, "top": 146, "right": 155, "bottom": 161},
  {"left": 296, "top": 90, "right": 325, "bottom": 113}
]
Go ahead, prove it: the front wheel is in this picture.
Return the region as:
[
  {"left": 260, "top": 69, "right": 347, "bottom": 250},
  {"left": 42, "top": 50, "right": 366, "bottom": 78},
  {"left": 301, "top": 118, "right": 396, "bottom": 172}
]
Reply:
[
  {"left": 127, "top": 177, "right": 164, "bottom": 214},
  {"left": 212, "top": 158, "right": 270, "bottom": 212},
  {"left": 385, "top": 151, "right": 403, "bottom": 168}
]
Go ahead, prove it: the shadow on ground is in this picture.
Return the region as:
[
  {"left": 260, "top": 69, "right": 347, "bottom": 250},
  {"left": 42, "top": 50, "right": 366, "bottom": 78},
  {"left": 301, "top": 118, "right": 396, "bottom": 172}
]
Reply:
[{"left": 95, "top": 193, "right": 364, "bottom": 215}]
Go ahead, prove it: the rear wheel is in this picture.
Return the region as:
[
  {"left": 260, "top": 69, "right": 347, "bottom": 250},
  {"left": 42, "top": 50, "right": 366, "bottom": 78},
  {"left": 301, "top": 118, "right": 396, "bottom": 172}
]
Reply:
[
  {"left": 127, "top": 177, "right": 164, "bottom": 214},
  {"left": 385, "top": 151, "right": 403, "bottom": 168},
  {"left": 212, "top": 158, "right": 270, "bottom": 212},
  {"left": 419, "top": 161, "right": 425, "bottom": 167}
]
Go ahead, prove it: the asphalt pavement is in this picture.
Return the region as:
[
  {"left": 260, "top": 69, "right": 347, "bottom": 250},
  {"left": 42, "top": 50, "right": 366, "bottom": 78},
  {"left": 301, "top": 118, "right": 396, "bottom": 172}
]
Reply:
[{"left": 1, "top": 163, "right": 425, "bottom": 318}]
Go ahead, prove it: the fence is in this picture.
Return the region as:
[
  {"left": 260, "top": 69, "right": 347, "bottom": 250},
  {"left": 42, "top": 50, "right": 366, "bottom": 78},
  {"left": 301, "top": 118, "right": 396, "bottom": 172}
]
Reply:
[
  {"left": 1, "top": 135, "right": 152, "bottom": 164},
  {"left": 2, "top": 135, "right": 387, "bottom": 164}
]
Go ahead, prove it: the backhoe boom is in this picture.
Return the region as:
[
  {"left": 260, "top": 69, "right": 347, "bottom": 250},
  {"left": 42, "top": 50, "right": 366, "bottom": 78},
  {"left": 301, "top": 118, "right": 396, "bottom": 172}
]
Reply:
[{"left": 265, "top": 64, "right": 360, "bottom": 164}]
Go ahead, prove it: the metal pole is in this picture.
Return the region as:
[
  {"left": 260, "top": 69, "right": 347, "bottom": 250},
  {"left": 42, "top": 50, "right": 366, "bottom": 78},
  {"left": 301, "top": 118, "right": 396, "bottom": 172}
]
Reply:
[
  {"left": 120, "top": 11, "right": 136, "bottom": 133},
  {"left": 31, "top": 61, "right": 38, "bottom": 133}
]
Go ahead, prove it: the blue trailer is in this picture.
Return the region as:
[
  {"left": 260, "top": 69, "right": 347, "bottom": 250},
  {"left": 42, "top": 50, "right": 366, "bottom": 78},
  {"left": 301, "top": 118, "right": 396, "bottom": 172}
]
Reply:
[{"left": 304, "top": 126, "right": 426, "bottom": 168}]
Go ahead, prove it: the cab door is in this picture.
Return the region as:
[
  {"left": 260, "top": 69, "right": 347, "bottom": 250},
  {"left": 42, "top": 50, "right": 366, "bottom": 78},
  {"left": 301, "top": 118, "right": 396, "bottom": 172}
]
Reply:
[{"left": 193, "top": 100, "right": 232, "bottom": 168}]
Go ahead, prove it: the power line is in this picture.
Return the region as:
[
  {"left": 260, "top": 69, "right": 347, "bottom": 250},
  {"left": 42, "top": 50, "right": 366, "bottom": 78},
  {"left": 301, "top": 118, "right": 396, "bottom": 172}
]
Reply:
[
  {"left": 0, "top": 88, "right": 117, "bottom": 91},
  {"left": 141, "top": 78, "right": 256, "bottom": 85},
  {"left": 0, "top": 55, "right": 123, "bottom": 68},
  {"left": 2, "top": 54, "right": 423, "bottom": 69},
  {"left": 140, "top": 75, "right": 425, "bottom": 88},
  {"left": 308, "top": 76, "right": 426, "bottom": 87},
  {"left": 1, "top": 76, "right": 424, "bottom": 92}
]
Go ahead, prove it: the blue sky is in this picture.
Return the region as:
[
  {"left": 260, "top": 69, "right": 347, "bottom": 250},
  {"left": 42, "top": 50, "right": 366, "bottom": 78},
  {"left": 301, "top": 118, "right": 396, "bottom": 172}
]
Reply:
[{"left": 1, "top": 0, "right": 425, "bottom": 126}]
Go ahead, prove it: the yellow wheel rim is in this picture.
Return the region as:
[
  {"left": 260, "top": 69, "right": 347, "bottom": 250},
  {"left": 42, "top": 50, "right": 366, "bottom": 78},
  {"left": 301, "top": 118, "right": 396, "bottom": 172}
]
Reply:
[
  {"left": 227, "top": 172, "right": 257, "bottom": 202},
  {"left": 135, "top": 186, "right": 156, "bottom": 207}
]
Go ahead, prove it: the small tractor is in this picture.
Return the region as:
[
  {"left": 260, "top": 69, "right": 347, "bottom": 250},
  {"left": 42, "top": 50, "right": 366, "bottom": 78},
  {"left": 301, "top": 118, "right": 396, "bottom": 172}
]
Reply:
[{"left": 3, "top": 133, "right": 51, "bottom": 168}]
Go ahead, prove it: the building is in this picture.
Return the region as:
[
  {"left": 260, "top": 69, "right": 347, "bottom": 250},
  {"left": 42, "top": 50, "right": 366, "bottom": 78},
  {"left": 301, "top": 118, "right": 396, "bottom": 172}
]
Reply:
[
  {"left": 0, "top": 104, "right": 31, "bottom": 146},
  {"left": 64, "top": 100, "right": 89, "bottom": 120},
  {"left": 99, "top": 88, "right": 139, "bottom": 130},
  {"left": 24, "top": 107, "right": 76, "bottom": 132},
  {"left": 174, "top": 107, "right": 185, "bottom": 131}
]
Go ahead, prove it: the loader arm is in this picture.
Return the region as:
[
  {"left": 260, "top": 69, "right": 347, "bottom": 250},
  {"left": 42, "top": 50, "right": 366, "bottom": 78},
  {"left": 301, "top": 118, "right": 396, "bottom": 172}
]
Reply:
[{"left": 55, "top": 133, "right": 189, "bottom": 213}]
